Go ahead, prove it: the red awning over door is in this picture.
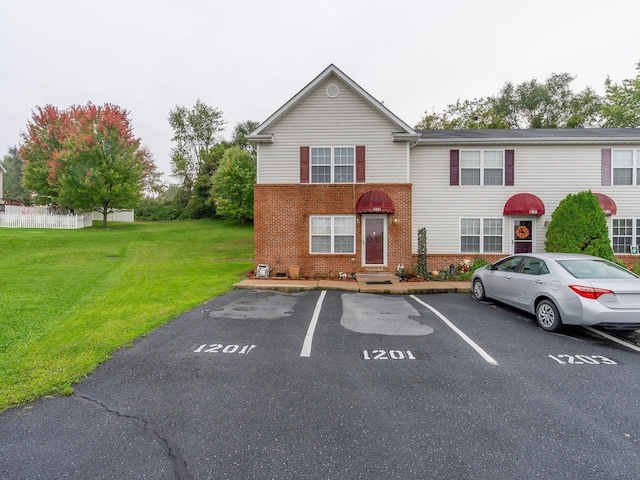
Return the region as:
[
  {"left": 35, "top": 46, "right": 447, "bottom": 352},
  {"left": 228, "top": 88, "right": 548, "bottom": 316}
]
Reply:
[
  {"left": 503, "top": 193, "right": 545, "bottom": 216},
  {"left": 355, "top": 189, "right": 395, "bottom": 214},
  {"left": 593, "top": 193, "right": 617, "bottom": 215}
]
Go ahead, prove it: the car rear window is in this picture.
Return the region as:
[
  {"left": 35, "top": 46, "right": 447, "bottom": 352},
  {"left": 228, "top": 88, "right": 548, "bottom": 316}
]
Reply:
[{"left": 557, "top": 260, "right": 638, "bottom": 279}]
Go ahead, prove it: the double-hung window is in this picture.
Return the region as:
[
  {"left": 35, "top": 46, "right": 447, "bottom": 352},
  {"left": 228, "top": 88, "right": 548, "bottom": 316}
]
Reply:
[
  {"left": 310, "top": 216, "right": 355, "bottom": 254},
  {"left": 612, "top": 149, "right": 640, "bottom": 185},
  {"left": 612, "top": 218, "right": 640, "bottom": 253},
  {"left": 311, "top": 147, "right": 354, "bottom": 183},
  {"left": 460, "top": 150, "right": 504, "bottom": 186},
  {"left": 461, "top": 218, "right": 503, "bottom": 253}
]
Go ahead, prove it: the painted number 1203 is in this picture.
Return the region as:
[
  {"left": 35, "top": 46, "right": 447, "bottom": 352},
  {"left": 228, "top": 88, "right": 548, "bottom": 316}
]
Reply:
[{"left": 548, "top": 354, "right": 617, "bottom": 365}]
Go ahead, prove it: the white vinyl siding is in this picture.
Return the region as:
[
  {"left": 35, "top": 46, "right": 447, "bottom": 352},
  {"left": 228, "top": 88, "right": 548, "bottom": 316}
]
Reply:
[
  {"left": 412, "top": 145, "right": 640, "bottom": 255},
  {"left": 257, "top": 76, "right": 408, "bottom": 184},
  {"left": 310, "top": 216, "right": 355, "bottom": 254}
]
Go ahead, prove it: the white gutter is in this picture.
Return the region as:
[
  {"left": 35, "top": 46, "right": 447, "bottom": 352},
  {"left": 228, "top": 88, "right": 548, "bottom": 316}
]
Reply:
[
  {"left": 256, "top": 143, "right": 260, "bottom": 183},
  {"left": 247, "top": 134, "right": 274, "bottom": 144},
  {"left": 414, "top": 137, "right": 640, "bottom": 146}
]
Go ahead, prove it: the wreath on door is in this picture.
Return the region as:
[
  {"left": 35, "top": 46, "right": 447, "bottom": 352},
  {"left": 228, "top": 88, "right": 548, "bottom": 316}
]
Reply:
[{"left": 516, "top": 225, "right": 530, "bottom": 239}]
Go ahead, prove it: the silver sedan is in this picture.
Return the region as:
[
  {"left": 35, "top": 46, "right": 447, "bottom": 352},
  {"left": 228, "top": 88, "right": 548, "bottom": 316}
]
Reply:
[{"left": 471, "top": 252, "right": 640, "bottom": 332}]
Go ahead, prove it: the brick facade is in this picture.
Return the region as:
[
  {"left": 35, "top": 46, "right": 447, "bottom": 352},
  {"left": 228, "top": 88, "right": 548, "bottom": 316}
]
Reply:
[
  {"left": 254, "top": 183, "right": 412, "bottom": 278},
  {"left": 413, "top": 254, "right": 638, "bottom": 273},
  {"left": 414, "top": 254, "right": 504, "bottom": 274}
]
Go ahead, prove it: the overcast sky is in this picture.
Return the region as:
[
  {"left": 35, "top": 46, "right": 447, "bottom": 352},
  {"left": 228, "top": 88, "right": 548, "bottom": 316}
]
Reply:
[{"left": 1, "top": 0, "right": 639, "bottom": 182}]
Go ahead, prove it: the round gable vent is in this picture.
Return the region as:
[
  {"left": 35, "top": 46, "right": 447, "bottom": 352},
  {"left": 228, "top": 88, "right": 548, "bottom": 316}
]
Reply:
[{"left": 326, "top": 84, "right": 340, "bottom": 98}]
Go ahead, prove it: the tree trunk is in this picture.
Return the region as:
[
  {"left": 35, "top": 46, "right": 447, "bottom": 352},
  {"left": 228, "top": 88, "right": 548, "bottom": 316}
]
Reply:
[{"left": 102, "top": 211, "right": 108, "bottom": 228}]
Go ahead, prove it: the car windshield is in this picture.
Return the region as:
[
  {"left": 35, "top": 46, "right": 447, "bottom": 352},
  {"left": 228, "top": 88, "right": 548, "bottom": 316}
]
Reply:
[{"left": 557, "top": 259, "right": 638, "bottom": 279}]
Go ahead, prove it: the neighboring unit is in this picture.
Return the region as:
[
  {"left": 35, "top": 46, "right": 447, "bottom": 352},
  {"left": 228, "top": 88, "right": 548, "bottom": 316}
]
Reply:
[{"left": 249, "top": 65, "right": 640, "bottom": 278}]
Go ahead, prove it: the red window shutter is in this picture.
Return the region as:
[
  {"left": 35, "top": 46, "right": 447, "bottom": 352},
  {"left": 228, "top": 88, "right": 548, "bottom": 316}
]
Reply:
[
  {"left": 450, "top": 150, "right": 459, "bottom": 186},
  {"left": 601, "top": 148, "right": 611, "bottom": 186},
  {"left": 505, "top": 150, "right": 515, "bottom": 186},
  {"left": 356, "top": 146, "right": 365, "bottom": 182},
  {"left": 300, "top": 146, "right": 310, "bottom": 183}
]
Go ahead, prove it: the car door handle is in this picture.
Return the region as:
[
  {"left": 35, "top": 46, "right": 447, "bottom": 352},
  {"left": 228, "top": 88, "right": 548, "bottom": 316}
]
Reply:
[
  {"left": 534, "top": 280, "right": 544, "bottom": 284},
  {"left": 503, "top": 276, "right": 511, "bottom": 280}
]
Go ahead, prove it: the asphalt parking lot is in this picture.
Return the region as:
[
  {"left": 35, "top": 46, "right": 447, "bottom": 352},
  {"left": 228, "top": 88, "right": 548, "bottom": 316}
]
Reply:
[{"left": 2, "top": 290, "right": 640, "bottom": 479}]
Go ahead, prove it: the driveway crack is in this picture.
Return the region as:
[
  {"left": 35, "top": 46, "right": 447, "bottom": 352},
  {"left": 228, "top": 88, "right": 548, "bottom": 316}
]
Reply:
[{"left": 75, "top": 394, "right": 192, "bottom": 480}]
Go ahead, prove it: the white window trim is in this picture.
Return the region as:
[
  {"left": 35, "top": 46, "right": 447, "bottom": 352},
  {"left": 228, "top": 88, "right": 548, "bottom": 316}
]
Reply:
[
  {"left": 309, "top": 215, "right": 356, "bottom": 254},
  {"left": 611, "top": 218, "right": 640, "bottom": 254},
  {"left": 459, "top": 217, "right": 504, "bottom": 254},
  {"left": 460, "top": 149, "right": 505, "bottom": 186},
  {"left": 310, "top": 146, "right": 355, "bottom": 184},
  {"left": 611, "top": 149, "right": 640, "bottom": 186}
]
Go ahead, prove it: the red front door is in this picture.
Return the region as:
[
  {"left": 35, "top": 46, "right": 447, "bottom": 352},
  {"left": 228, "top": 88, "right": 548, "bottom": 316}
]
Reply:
[{"left": 364, "top": 217, "right": 385, "bottom": 265}]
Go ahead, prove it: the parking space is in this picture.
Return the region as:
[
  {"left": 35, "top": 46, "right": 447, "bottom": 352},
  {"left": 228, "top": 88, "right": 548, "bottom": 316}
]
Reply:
[
  {"left": 291, "top": 290, "right": 640, "bottom": 371},
  {"left": 2, "top": 289, "right": 640, "bottom": 480},
  {"left": 411, "top": 293, "right": 640, "bottom": 369},
  {"left": 303, "top": 292, "right": 498, "bottom": 368}
]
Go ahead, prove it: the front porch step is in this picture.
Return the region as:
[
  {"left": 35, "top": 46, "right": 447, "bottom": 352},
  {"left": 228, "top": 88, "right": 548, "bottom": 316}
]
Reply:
[{"left": 355, "top": 273, "right": 400, "bottom": 285}]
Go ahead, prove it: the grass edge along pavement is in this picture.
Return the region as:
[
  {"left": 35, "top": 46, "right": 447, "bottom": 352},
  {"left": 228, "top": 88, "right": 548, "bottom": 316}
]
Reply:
[{"left": 0, "top": 220, "right": 253, "bottom": 412}]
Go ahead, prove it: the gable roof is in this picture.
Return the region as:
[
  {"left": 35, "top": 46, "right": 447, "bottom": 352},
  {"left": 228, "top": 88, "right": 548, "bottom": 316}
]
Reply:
[{"left": 248, "top": 64, "right": 418, "bottom": 143}]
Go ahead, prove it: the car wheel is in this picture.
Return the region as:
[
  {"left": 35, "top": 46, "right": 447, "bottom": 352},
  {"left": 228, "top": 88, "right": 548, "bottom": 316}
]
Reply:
[
  {"left": 472, "top": 279, "right": 486, "bottom": 301},
  {"left": 536, "top": 299, "right": 563, "bottom": 332}
]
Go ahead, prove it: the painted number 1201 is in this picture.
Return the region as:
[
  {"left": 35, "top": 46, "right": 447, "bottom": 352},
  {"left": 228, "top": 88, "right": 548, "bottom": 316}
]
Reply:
[
  {"left": 362, "top": 350, "right": 416, "bottom": 360},
  {"left": 194, "top": 344, "right": 256, "bottom": 354}
]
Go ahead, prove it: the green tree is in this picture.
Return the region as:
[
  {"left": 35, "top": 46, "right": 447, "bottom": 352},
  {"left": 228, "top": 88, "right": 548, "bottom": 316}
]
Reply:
[
  {"left": 19, "top": 103, "right": 157, "bottom": 227},
  {"left": 1, "top": 147, "right": 30, "bottom": 203},
  {"left": 601, "top": 61, "right": 640, "bottom": 127},
  {"left": 168, "top": 99, "right": 225, "bottom": 201},
  {"left": 19, "top": 105, "right": 66, "bottom": 204},
  {"left": 231, "top": 120, "right": 261, "bottom": 156},
  {"left": 211, "top": 146, "right": 256, "bottom": 225},
  {"left": 492, "top": 73, "right": 602, "bottom": 128},
  {"left": 415, "top": 73, "right": 602, "bottom": 130},
  {"left": 182, "top": 142, "right": 230, "bottom": 219},
  {"left": 545, "top": 191, "right": 613, "bottom": 260},
  {"left": 181, "top": 120, "right": 261, "bottom": 219},
  {"left": 416, "top": 98, "right": 508, "bottom": 130}
]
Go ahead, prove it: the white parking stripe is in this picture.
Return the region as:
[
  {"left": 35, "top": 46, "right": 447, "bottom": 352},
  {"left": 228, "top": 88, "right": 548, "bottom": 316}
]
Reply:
[
  {"left": 410, "top": 295, "right": 499, "bottom": 366},
  {"left": 584, "top": 327, "right": 640, "bottom": 353},
  {"left": 300, "top": 290, "right": 327, "bottom": 357}
]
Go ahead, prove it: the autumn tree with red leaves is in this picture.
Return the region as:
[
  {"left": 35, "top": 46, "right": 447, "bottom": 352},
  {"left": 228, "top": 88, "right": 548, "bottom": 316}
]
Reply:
[{"left": 20, "top": 103, "right": 159, "bottom": 227}]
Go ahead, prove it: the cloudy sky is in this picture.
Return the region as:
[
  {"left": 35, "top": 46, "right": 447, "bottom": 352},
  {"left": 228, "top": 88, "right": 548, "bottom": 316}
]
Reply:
[{"left": 1, "top": 0, "right": 638, "bottom": 182}]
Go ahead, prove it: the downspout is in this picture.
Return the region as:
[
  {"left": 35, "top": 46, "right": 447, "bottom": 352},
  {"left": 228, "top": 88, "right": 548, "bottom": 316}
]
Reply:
[
  {"left": 406, "top": 138, "right": 420, "bottom": 183},
  {"left": 256, "top": 143, "right": 260, "bottom": 183}
]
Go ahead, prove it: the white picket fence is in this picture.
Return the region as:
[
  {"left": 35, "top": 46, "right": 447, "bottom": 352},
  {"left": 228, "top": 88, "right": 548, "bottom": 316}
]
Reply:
[{"left": 0, "top": 213, "right": 93, "bottom": 229}]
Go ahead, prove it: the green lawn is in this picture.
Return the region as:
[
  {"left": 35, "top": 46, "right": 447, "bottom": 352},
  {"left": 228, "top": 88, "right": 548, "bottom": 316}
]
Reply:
[{"left": 0, "top": 220, "right": 253, "bottom": 412}]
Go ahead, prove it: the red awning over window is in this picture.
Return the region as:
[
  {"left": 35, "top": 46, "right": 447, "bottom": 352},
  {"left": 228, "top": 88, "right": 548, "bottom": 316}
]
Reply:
[
  {"left": 355, "top": 189, "right": 395, "bottom": 214},
  {"left": 593, "top": 193, "right": 617, "bottom": 215},
  {"left": 503, "top": 193, "right": 545, "bottom": 216}
]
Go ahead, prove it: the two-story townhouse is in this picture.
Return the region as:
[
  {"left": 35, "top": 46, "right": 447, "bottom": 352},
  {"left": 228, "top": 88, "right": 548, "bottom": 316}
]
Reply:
[
  {"left": 411, "top": 130, "right": 640, "bottom": 270},
  {"left": 249, "top": 65, "right": 640, "bottom": 278}
]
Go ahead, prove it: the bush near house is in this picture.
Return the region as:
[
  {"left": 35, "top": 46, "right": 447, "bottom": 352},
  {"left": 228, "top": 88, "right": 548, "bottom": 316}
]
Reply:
[
  {"left": 0, "top": 220, "right": 253, "bottom": 411},
  {"left": 545, "top": 191, "right": 614, "bottom": 260}
]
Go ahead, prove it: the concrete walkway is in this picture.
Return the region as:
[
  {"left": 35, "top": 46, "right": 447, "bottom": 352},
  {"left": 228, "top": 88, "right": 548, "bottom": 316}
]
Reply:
[{"left": 234, "top": 278, "right": 472, "bottom": 294}]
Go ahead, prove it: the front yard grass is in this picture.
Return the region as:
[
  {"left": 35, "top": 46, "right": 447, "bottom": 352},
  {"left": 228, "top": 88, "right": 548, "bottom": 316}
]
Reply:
[{"left": 0, "top": 220, "right": 253, "bottom": 412}]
